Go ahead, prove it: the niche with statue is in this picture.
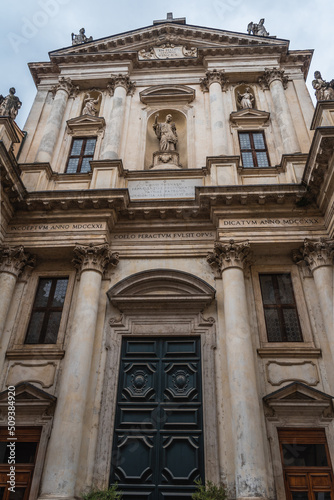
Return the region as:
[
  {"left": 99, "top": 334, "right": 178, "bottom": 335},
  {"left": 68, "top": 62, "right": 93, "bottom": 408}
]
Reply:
[
  {"left": 235, "top": 85, "right": 256, "bottom": 110},
  {"left": 145, "top": 109, "right": 187, "bottom": 169},
  {"left": 81, "top": 90, "right": 102, "bottom": 117}
]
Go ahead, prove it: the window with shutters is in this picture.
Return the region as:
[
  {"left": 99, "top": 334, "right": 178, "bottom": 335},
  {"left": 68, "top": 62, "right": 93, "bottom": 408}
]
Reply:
[{"left": 65, "top": 137, "right": 97, "bottom": 173}]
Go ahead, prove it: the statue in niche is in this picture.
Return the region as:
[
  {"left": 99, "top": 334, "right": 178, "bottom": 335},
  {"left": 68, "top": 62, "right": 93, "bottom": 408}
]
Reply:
[
  {"left": 71, "top": 28, "right": 93, "bottom": 45},
  {"left": 247, "top": 18, "right": 269, "bottom": 36},
  {"left": 0, "top": 87, "right": 22, "bottom": 120},
  {"left": 312, "top": 71, "right": 334, "bottom": 101},
  {"left": 82, "top": 92, "right": 101, "bottom": 116},
  {"left": 153, "top": 113, "right": 178, "bottom": 151},
  {"left": 237, "top": 87, "right": 255, "bottom": 109}
]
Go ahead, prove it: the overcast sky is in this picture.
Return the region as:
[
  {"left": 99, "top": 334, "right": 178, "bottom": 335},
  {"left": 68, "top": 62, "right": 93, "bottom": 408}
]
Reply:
[{"left": 1, "top": 0, "right": 334, "bottom": 128}]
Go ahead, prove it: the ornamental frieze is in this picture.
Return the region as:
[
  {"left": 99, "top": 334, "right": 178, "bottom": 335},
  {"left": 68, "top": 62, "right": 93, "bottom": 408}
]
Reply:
[{"left": 138, "top": 44, "right": 197, "bottom": 60}]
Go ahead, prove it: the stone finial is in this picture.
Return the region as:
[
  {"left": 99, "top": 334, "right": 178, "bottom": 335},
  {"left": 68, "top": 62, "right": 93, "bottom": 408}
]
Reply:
[
  {"left": 247, "top": 18, "right": 269, "bottom": 36},
  {"left": 0, "top": 246, "right": 36, "bottom": 278},
  {"left": 0, "top": 88, "right": 22, "bottom": 120},
  {"left": 72, "top": 243, "right": 119, "bottom": 276},
  {"left": 207, "top": 239, "right": 251, "bottom": 277},
  {"left": 200, "top": 70, "right": 229, "bottom": 93},
  {"left": 293, "top": 238, "right": 334, "bottom": 273},
  {"left": 312, "top": 71, "right": 334, "bottom": 101},
  {"left": 258, "top": 68, "right": 289, "bottom": 90},
  {"left": 71, "top": 28, "right": 93, "bottom": 45},
  {"left": 107, "top": 74, "right": 136, "bottom": 97}
]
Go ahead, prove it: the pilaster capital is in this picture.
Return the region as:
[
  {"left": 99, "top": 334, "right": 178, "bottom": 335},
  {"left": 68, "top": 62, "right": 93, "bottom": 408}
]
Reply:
[
  {"left": 293, "top": 237, "right": 334, "bottom": 273},
  {"left": 200, "top": 69, "right": 229, "bottom": 93},
  {"left": 206, "top": 239, "right": 251, "bottom": 277},
  {"left": 72, "top": 243, "right": 119, "bottom": 276},
  {"left": 0, "top": 246, "right": 36, "bottom": 278},
  {"left": 51, "top": 77, "right": 79, "bottom": 98},
  {"left": 107, "top": 74, "right": 136, "bottom": 96},
  {"left": 258, "top": 68, "right": 289, "bottom": 90}
]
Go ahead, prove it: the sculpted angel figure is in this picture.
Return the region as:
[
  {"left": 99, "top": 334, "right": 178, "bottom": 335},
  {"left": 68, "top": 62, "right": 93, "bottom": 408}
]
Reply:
[
  {"left": 247, "top": 18, "right": 269, "bottom": 36},
  {"left": 153, "top": 114, "right": 178, "bottom": 151},
  {"left": 82, "top": 92, "right": 101, "bottom": 116},
  {"left": 237, "top": 87, "right": 255, "bottom": 109},
  {"left": 0, "top": 88, "right": 22, "bottom": 120},
  {"left": 71, "top": 28, "right": 93, "bottom": 45},
  {"left": 312, "top": 71, "right": 334, "bottom": 101}
]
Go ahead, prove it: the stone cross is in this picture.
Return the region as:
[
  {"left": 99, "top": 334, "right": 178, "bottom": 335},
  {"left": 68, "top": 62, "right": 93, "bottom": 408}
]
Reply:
[{"left": 153, "top": 12, "right": 186, "bottom": 25}]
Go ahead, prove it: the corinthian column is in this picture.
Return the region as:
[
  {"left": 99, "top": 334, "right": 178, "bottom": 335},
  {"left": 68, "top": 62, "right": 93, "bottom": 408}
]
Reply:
[
  {"left": 294, "top": 238, "right": 334, "bottom": 361},
  {"left": 36, "top": 77, "right": 75, "bottom": 163},
  {"left": 259, "top": 68, "right": 300, "bottom": 154},
  {"left": 39, "top": 243, "right": 119, "bottom": 500},
  {"left": 101, "top": 74, "right": 135, "bottom": 160},
  {"left": 200, "top": 70, "right": 230, "bottom": 155},
  {"left": 0, "top": 246, "right": 35, "bottom": 337},
  {"left": 207, "top": 240, "right": 268, "bottom": 500}
]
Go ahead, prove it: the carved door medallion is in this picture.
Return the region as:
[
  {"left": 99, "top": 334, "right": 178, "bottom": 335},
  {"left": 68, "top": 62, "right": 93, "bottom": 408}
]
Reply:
[{"left": 110, "top": 337, "right": 204, "bottom": 499}]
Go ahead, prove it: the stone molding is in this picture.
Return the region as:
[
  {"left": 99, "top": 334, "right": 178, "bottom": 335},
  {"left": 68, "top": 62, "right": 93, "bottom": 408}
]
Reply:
[
  {"left": 51, "top": 77, "right": 79, "bottom": 98},
  {"left": 206, "top": 239, "right": 251, "bottom": 276},
  {"left": 0, "top": 245, "right": 36, "bottom": 278},
  {"left": 258, "top": 68, "right": 289, "bottom": 90},
  {"left": 107, "top": 74, "right": 136, "bottom": 96},
  {"left": 200, "top": 69, "right": 229, "bottom": 93},
  {"left": 72, "top": 243, "right": 119, "bottom": 276},
  {"left": 293, "top": 237, "right": 334, "bottom": 273}
]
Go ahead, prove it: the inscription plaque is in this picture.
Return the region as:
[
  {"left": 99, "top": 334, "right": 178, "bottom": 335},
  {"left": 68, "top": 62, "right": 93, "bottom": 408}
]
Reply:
[{"left": 128, "top": 178, "right": 203, "bottom": 200}]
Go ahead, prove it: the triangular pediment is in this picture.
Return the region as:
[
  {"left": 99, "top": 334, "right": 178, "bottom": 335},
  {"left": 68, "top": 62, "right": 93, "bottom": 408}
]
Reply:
[
  {"left": 0, "top": 382, "right": 56, "bottom": 403},
  {"left": 264, "top": 382, "right": 333, "bottom": 403},
  {"left": 230, "top": 108, "right": 270, "bottom": 128},
  {"left": 66, "top": 114, "right": 106, "bottom": 135}
]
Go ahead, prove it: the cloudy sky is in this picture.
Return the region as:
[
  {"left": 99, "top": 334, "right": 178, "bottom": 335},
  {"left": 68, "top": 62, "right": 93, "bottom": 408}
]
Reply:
[{"left": 1, "top": 0, "right": 334, "bottom": 128}]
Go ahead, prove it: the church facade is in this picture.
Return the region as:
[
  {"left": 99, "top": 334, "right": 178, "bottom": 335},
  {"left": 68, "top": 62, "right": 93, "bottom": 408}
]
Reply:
[{"left": 1, "top": 13, "right": 334, "bottom": 500}]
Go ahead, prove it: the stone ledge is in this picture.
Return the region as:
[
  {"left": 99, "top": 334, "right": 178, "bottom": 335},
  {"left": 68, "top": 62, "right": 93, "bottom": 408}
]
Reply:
[{"left": 257, "top": 347, "right": 322, "bottom": 358}]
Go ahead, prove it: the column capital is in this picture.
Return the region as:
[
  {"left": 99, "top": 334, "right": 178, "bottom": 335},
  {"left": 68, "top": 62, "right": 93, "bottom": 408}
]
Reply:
[
  {"left": 258, "top": 67, "right": 289, "bottom": 90},
  {"left": 0, "top": 246, "right": 36, "bottom": 278},
  {"left": 293, "top": 237, "right": 334, "bottom": 273},
  {"left": 73, "top": 243, "right": 119, "bottom": 276},
  {"left": 200, "top": 69, "right": 229, "bottom": 93},
  {"left": 107, "top": 74, "right": 136, "bottom": 96},
  {"left": 207, "top": 239, "right": 251, "bottom": 277},
  {"left": 51, "top": 76, "right": 79, "bottom": 98}
]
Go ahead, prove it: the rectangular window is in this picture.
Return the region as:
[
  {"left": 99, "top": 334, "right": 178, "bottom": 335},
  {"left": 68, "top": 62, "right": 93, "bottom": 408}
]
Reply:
[
  {"left": 238, "top": 131, "right": 270, "bottom": 168},
  {"left": 259, "top": 273, "right": 303, "bottom": 342},
  {"left": 65, "top": 137, "right": 96, "bottom": 173},
  {"left": 278, "top": 429, "right": 334, "bottom": 500},
  {"left": 25, "top": 277, "right": 69, "bottom": 344}
]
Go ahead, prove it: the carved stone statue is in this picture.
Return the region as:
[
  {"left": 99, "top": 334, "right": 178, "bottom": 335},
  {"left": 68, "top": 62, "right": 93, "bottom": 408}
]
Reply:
[
  {"left": 237, "top": 87, "right": 255, "bottom": 109},
  {"left": 0, "top": 88, "right": 22, "bottom": 120},
  {"left": 71, "top": 28, "right": 93, "bottom": 46},
  {"left": 153, "top": 114, "right": 178, "bottom": 151},
  {"left": 312, "top": 71, "right": 334, "bottom": 101},
  {"left": 247, "top": 18, "right": 269, "bottom": 36},
  {"left": 82, "top": 92, "right": 101, "bottom": 116}
]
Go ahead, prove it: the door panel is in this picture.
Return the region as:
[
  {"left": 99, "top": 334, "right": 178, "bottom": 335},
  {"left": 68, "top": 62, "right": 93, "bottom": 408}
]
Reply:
[{"left": 110, "top": 337, "right": 204, "bottom": 499}]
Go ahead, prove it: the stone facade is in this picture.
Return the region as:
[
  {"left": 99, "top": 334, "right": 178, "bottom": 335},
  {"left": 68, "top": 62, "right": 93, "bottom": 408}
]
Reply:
[{"left": 1, "top": 14, "right": 334, "bottom": 500}]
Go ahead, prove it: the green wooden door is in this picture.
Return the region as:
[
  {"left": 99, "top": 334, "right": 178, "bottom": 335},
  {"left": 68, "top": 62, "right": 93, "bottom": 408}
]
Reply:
[{"left": 110, "top": 337, "right": 204, "bottom": 499}]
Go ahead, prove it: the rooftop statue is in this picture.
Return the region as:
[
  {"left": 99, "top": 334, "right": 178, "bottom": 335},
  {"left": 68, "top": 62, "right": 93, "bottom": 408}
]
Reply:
[
  {"left": 71, "top": 28, "right": 93, "bottom": 46},
  {"left": 312, "top": 71, "right": 334, "bottom": 101},
  {"left": 0, "top": 87, "right": 22, "bottom": 120},
  {"left": 247, "top": 18, "right": 269, "bottom": 37},
  {"left": 153, "top": 114, "right": 178, "bottom": 151},
  {"left": 237, "top": 87, "right": 255, "bottom": 109}
]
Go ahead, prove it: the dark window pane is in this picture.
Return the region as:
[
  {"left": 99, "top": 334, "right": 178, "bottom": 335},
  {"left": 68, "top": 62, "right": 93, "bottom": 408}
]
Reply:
[
  {"left": 291, "top": 494, "right": 309, "bottom": 500},
  {"left": 0, "top": 442, "right": 37, "bottom": 463},
  {"left": 84, "top": 138, "right": 96, "bottom": 155},
  {"left": 9, "top": 487, "right": 27, "bottom": 500},
  {"left": 264, "top": 309, "right": 283, "bottom": 342},
  {"left": 277, "top": 274, "right": 295, "bottom": 303},
  {"left": 34, "top": 278, "right": 52, "bottom": 307},
  {"left": 52, "top": 279, "right": 68, "bottom": 307},
  {"left": 315, "top": 493, "right": 332, "bottom": 500},
  {"left": 25, "top": 312, "right": 45, "bottom": 344},
  {"left": 0, "top": 488, "right": 4, "bottom": 499},
  {"left": 256, "top": 151, "right": 269, "bottom": 167},
  {"left": 80, "top": 157, "right": 91, "bottom": 173},
  {"left": 241, "top": 151, "right": 254, "bottom": 167},
  {"left": 239, "top": 133, "right": 251, "bottom": 149},
  {"left": 66, "top": 158, "right": 79, "bottom": 173},
  {"left": 44, "top": 311, "right": 62, "bottom": 343},
  {"left": 282, "top": 443, "right": 328, "bottom": 467},
  {"left": 283, "top": 309, "right": 303, "bottom": 341},
  {"left": 253, "top": 132, "right": 265, "bottom": 149},
  {"left": 259, "top": 275, "right": 276, "bottom": 304},
  {"left": 71, "top": 139, "right": 83, "bottom": 155}
]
